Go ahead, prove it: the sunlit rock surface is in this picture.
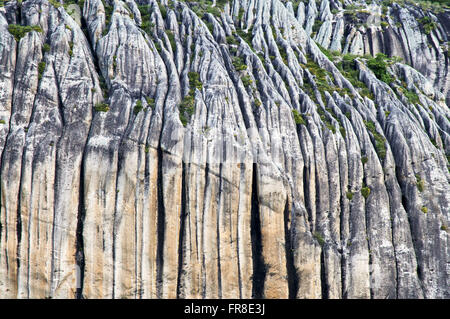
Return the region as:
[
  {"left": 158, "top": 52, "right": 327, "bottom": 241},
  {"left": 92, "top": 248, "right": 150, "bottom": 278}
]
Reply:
[{"left": 0, "top": 0, "right": 448, "bottom": 299}]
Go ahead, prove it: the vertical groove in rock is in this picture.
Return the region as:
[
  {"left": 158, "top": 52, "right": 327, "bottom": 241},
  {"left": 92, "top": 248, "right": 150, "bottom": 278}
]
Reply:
[
  {"left": 216, "top": 164, "right": 223, "bottom": 299},
  {"left": 201, "top": 162, "right": 210, "bottom": 299},
  {"left": 75, "top": 150, "right": 86, "bottom": 300},
  {"left": 402, "top": 190, "right": 426, "bottom": 292},
  {"left": 250, "top": 163, "right": 265, "bottom": 298},
  {"left": 320, "top": 248, "right": 328, "bottom": 299},
  {"left": 176, "top": 161, "right": 187, "bottom": 298},
  {"left": 362, "top": 176, "right": 374, "bottom": 299},
  {"left": 389, "top": 202, "right": 400, "bottom": 299},
  {"left": 283, "top": 199, "right": 297, "bottom": 299},
  {"left": 156, "top": 145, "right": 165, "bottom": 299}
]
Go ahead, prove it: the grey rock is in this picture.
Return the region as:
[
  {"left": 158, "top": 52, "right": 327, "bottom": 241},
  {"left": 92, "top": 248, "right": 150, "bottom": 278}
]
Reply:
[{"left": 0, "top": 0, "right": 448, "bottom": 299}]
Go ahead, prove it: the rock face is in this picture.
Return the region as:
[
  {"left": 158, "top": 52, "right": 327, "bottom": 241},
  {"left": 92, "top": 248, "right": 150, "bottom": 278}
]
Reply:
[{"left": 0, "top": 0, "right": 448, "bottom": 299}]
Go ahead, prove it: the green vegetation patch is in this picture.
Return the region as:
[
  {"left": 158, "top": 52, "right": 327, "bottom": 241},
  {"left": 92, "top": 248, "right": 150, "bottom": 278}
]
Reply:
[
  {"left": 304, "top": 57, "right": 328, "bottom": 80},
  {"left": 303, "top": 55, "right": 355, "bottom": 102},
  {"left": 138, "top": 5, "right": 153, "bottom": 34},
  {"left": 146, "top": 97, "right": 156, "bottom": 109},
  {"left": 188, "top": 0, "right": 226, "bottom": 18},
  {"left": 278, "top": 45, "right": 289, "bottom": 65},
  {"left": 403, "top": 88, "right": 420, "bottom": 105},
  {"left": 188, "top": 71, "right": 203, "bottom": 90},
  {"left": 179, "top": 95, "right": 195, "bottom": 126},
  {"left": 326, "top": 107, "right": 347, "bottom": 138},
  {"left": 49, "top": 0, "right": 61, "bottom": 8},
  {"left": 98, "top": 75, "right": 108, "bottom": 97},
  {"left": 205, "top": 21, "right": 214, "bottom": 34},
  {"left": 415, "top": 0, "right": 449, "bottom": 13},
  {"left": 226, "top": 35, "right": 239, "bottom": 45},
  {"left": 94, "top": 102, "right": 110, "bottom": 112},
  {"left": 232, "top": 56, "right": 247, "bottom": 71},
  {"left": 418, "top": 16, "right": 437, "bottom": 34},
  {"left": 364, "top": 120, "right": 387, "bottom": 160},
  {"left": 241, "top": 75, "right": 252, "bottom": 88},
  {"left": 43, "top": 43, "right": 51, "bottom": 53},
  {"left": 62, "top": 0, "right": 77, "bottom": 10},
  {"left": 165, "top": 30, "right": 176, "bottom": 52},
  {"left": 361, "top": 186, "right": 371, "bottom": 199},
  {"left": 292, "top": 109, "right": 306, "bottom": 125},
  {"left": 311, "top": 19, "right": 323, "bottom": 37},
  {"left": 416, "top": 174, "right": 425, "bottom": 192},
  {"left": 158, "top": 3, "right": 167, "bottom": 19},
  {"left": 237, "top": 7, "right": 245, "bottom": 21},
  {"left": 313, "top": 232, "right": 325, "bottom": 246},
  {"left": 102, "top": 2, "right": 114, "bottom": 36},
  {"left": 8, "top": 24, "right": 43, "bottom": 41},
  {"left": 133, "top": 100, "right": 143, "bottom": 115},
  {"left": 346, "top": 191, "right": 354, "bottom": 200},
  {"left": 38, "top": 61, "right": 46, "bottom": 80},
  {"left": 179, "top": 71, "right": 203, "bottom": 126},
  {"left": 367, "top": 53, "right": 393, "bottom": 83},
  {"left": 336, "top": 54, "right": 373, "bottom": 100},
  {"left": 317, "top": 107, "right": 336, "bottom": 134},
  {"left": 68, "top": 41, "right": 74, "bottom": 56},
  {"left": 316, "top": 43, "right": 339, "bottom": 61},
  {"left": 206, "top": 5, "right": 221, "bottom": 16},
  {"left": 236, "top": 27, "right": 253, "bottom": 47}
]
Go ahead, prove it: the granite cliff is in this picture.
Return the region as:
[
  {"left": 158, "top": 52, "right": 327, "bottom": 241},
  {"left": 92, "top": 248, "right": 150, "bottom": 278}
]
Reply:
[{"left": 0, "top": 0, "right": 448, "bottom": 298}]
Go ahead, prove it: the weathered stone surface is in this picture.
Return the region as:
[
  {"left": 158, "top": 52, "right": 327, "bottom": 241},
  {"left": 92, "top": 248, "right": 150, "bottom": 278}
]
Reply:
[{"left": 0, "top": 0, "right": 448, "bottom": 299}]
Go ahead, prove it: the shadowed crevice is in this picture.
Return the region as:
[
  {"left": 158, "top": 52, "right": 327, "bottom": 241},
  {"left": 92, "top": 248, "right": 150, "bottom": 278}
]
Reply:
[
  {"left": 75, "top": 150, "right": 86, "bottom": 299},
  {"left": 284, "top": 199, "right": 298, "bottom": 299},
  {"left": 176, "top": 161, "right": 187, "bottom": 298},
  {"left": 156, "top": 145, "right": 166, "bottom": 298},
  {"left": 250, "top": 163, "right": 265, "bottom": 298},
  {"left": 320, "top": 248, "right": 328, "bottom": 299}
]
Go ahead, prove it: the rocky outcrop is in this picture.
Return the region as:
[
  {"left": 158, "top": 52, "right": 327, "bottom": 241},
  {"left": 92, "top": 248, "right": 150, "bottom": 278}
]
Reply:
[{"left": 0, "top": 0, "right": 448, "bottom": 299}]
